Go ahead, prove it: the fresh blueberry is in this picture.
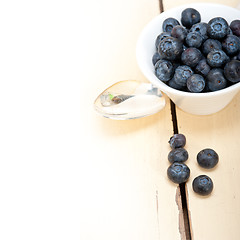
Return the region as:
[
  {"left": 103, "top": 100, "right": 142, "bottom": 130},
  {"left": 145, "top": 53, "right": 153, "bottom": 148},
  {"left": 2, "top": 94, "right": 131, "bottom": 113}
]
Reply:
[
  {"left": 230, "top": 20, "right": 240, "bottom": 36},
  {"left": 207, "top": 49, "right": 229, "bottom": 68},
  {"left": 222, "top": 35, "right": 240, "bottom": 56},
  {"left": 224, "top": 60, "right": 240, "bottom": 83},
  {"left": 152, "top": 52, "right": 161, "bottom": 66},
  {"left": 192, "top": 175, "right": 213, "bottom": 196},
  {"left": 162, "top": 18, "right": 180, "bottom": 33},
  {"left": 206, "top": 68, "right": 227, "bottom": 91},
  {"left": 197, "top": 148, "right": 219, "bottom": 169},
  {"left": 173, "top": 65, "right": 194, "bottom": 87},
  {"left": 155, "top": 59, "right": 174, "bottom": 82},
  {"left": 190, "top": 22, "right": 208, "bottom": 41},
  {"left": 185, "top": 32, "right": 203, "bottom": 48},
  {"left": 195, "top": 58, "right": 211, "bottom": 76},
  {"left": 158, "top": 36, "right": 183, "bottom": 61},
  {"left": 171, "top": 25, "right": 188, "bottom": 42},
  {"left": 155, "top": 32, "right": 171, "bottom": 49},
  {"left": 169, "top": 133, "right": 186, "bottom": 149},
  {"left": 181, "top": 47, "right": 202, "bottom": 67},
  {"left": 181, "top": 8, "right": 201, "bottom": 29},
  {"left": 168, "top": 78, "right": 186, "bottom": 91},
  {"left": 167, "top": 162, "right": 190, "bottom": 184},
  {"left": 207, "top": 17, "right": 229, "bottom": 39},
  {"left": 187, "top": 74, "right": 205, "bottom": 93},
  {"left": 202, "top": 39, "right": 222, "bottom": 56},
  {"left": 168, "top": 148, "right": 188, "bottom": 163}
]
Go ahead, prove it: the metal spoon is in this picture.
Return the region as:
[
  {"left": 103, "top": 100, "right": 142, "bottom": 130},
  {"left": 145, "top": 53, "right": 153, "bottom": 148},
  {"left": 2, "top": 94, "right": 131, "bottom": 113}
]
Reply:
[{"left": 94, "top": 80, "right": 166, "bottom": 120}]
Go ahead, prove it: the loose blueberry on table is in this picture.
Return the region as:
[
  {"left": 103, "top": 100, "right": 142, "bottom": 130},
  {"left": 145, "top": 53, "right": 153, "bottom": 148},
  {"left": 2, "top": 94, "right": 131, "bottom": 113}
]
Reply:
[
  {"left": 197, "top": 148, "right": 219, "bottom": 169},
  {"left": 168, "top": 148, "right": 188, "bottom": 163},
  {"left": 192, "top": 175, "right": 214, "bottom": 196},
  {"left": 167, "top": 162, "right": 190, "bottom": 184},
  {"left": 168, "top": 133, "right": 186, "bottom": 149},
  {"left": 153, "top": 7, "right": 240, "bottom": 92}
]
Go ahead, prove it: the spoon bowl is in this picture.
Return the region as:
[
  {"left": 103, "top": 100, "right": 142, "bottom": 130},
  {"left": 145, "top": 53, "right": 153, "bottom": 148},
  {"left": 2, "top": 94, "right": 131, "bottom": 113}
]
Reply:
[{"left": 94, "top": 80, "right": 165, "bottom": 120}]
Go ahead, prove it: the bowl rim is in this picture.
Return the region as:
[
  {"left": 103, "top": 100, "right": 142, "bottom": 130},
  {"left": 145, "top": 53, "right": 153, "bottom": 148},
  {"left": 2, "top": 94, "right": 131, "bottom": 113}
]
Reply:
[{"left": 136, "top": 2, "right": 240, "bottom": 98}]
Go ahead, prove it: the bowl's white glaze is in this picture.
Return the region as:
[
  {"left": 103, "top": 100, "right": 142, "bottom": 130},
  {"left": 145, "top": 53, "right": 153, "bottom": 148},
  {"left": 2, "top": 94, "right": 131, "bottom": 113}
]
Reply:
[{"left": 136, "top": 3, "right": 240, "bottom": 115}]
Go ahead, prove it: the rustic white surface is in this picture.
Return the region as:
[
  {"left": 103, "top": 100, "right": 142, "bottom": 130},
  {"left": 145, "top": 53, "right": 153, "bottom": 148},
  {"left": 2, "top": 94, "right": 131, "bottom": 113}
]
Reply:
[
  {"left": 0, "top": 0, "right": 182, "bottom": 239},
  {"left": 2, "top": 0, "right": 240, "bottom": 239}
]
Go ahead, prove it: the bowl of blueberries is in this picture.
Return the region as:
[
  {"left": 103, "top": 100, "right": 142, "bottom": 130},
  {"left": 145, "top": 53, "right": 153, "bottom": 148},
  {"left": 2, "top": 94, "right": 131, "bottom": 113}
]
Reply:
[{"left": 136, "top": 3, "right": 240, "bottom": 115}]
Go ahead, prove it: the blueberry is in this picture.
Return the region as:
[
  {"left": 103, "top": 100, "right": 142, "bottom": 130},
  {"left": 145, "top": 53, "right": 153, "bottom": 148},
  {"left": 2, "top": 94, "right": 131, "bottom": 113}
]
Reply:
[
  {"left": 206, "top": 68, "right": 227, "bottom": 91},
  {"left": 195, "top": 58, "right": 211, "bottom": 76},
  {"left": 152, "top": 52, "right": 161, "bottom": 66},
  {"left": 224, "top": 60, "right": 240, "bottom": 83},
  {"left": 202, "top": 39, "right": 222, "bottom": 56},
  {"left": 158, "top": 37, "right": 183, "bottom": 61},
  {"left": 155, "top": 59, "right": 174, "bottom": 82},
  {"left": 185, "top": 32, "right": 203, "bottom": 48},
  {"left": 168, "top": 148, "right": 188, "bottom": 163},
  {"left": 207, "top": 49, "right": 229, "bottom": 68},
  {"left": 187, "top": 74, "right": 205, "bottom": 93},
  {"left": 167, "top": 162, "right": 190, "bottom": 184},
  {"left": 173, "top": 65, "right": 194, "bottom": 87},
  {"left": 169, "top": 133, "right": 186, "bottom": 149},
  {"left": 162, "top": 18, "right": 180, "bottom": 33},
  {"left": 197, "top": 148, "right": 219, "bottom": 169},
  {"left": 207, "top": 17, "right": 229, "bottom": 39},
  {"left": 181, "top": 47, "right": 202, "bottom": 67},
  {"left": 181, "top": 8, "right": 201, "bottom": 29},
  {"left": 190, "top": 22, "right": 208, "bottom": 41},
  {"left": 192, "top": 175, "right": 213, "bottom": 196},
  {"left": 171, "top": 25, "right": 188, "bottom": 42},
  {"left": 230, "top": 20, "right": 240, "bottom": 36},
  {"left": 155, "top": 32, "right": 171, "bottom": 49},
  {"left": 222, "top": 35, "right": 240, "bottom": 56},
  {"left": 168, "top": 78, "right": 186, "bottom": 91}
]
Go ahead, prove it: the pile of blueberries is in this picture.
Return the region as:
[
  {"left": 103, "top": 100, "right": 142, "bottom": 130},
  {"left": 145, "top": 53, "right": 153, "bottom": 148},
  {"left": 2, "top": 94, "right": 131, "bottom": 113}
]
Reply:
[
  {"left": 167, "top": 133, "right": 219, "bottom": 196},
  {"left": 153, "top": 8, "right": 240, "bottom": 93}
]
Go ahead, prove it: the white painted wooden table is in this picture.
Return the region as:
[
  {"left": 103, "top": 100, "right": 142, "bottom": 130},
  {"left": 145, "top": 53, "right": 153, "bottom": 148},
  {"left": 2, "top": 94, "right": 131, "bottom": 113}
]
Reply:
[{"left": 1, "top": 0, "right": 240, "bottom": 239}]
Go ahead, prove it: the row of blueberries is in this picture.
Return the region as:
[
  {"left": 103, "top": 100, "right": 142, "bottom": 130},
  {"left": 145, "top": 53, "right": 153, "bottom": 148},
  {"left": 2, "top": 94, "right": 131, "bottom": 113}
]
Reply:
[
  {"left": 153, "top": 8, "right": 240, "bottom": 93},
  {"left": 167, "top": 133, "right": 219, "bottom": 196}
]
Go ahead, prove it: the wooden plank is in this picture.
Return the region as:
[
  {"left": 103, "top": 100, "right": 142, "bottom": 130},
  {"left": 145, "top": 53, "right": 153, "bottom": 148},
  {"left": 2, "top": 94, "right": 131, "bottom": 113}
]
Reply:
[{"left": 84, "top": 0, "right": 182, "bottom": 239}]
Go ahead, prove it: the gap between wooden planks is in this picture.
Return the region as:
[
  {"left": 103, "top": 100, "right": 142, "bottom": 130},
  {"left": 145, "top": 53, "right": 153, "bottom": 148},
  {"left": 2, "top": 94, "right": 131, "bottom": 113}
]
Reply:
[{"left": 158, "top": 0, "right": 192, "bottom": 238}]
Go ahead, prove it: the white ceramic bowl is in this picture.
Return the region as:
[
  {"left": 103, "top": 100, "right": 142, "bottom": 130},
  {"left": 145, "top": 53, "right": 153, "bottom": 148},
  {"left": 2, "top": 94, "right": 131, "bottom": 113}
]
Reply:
[{"left": 136, "top": 3, "right": 240, "bottom": 115}]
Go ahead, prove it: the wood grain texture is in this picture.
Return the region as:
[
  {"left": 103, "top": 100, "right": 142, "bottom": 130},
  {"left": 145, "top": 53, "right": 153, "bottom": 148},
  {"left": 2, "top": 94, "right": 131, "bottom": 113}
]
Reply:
[{"left": 84, "top": 0, "right": 182, "bottom": 239}]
